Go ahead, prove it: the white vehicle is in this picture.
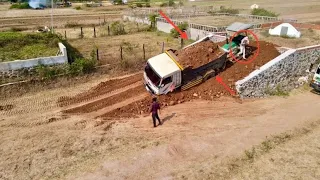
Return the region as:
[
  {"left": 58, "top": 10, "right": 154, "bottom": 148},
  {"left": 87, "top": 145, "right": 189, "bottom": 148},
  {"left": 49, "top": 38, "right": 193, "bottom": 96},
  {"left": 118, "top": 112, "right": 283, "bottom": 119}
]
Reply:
[
  {"left": 310, "top": 64, "right": 320, "bottom": 92},
  {"left": 143, "top": 35, "right": 228, "bottom": 95}
]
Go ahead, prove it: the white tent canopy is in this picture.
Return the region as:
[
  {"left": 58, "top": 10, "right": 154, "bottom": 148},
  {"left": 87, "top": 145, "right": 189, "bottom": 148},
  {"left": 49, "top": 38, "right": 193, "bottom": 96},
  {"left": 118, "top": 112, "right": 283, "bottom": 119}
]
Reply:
[
  {"left": 250, "top": 4, "right": 259, "bottom": 9},
  {"left": 269, "top": 23, "right": 301, "bottom": 38}
]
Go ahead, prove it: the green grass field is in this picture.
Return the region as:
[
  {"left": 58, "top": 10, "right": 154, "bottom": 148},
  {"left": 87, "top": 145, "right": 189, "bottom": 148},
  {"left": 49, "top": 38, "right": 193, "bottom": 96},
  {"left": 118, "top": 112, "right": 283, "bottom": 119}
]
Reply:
[{"left": 0, "top": 32, "right": 59, "bottom": 62}]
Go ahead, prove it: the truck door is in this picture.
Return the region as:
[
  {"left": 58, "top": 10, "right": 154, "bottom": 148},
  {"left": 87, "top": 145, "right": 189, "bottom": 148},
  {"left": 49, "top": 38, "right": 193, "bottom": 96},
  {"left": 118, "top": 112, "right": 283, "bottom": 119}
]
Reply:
[{"left": 160, "top": 76, "right": 173, "bottom": 95}]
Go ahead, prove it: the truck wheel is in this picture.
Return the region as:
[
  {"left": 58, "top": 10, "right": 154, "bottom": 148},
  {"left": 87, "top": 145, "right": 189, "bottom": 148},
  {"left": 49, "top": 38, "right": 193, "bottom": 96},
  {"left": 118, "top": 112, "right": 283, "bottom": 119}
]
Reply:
[{"left": 203, "top": 71, "right": 215, "bottom": 82}]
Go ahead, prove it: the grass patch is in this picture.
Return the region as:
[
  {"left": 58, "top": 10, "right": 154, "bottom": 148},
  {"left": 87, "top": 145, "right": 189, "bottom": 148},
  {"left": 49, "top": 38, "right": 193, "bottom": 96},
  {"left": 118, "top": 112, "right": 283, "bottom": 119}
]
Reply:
[
  {"left": 208, "top": 6, "right": 240, "bottom": 15},
  {"left": 65, "top": 22, "right": 81, "bottom": 28},
  {"left": 218, "top": 6, "right": 239, "bottom": 14},
  {"left": 10, "top": 2, "right": 30, "bottom": 9},
  {"left": 265, "top": 85, "right": 289, "bottom": 97},
  {"left": 195, "top": 120, "right": 320, "bottom": 180},
  {"left": 10, "top": 27, "right": 28, "bottom": 32},
  {"left": 0, "top": 32, "right": 60, "bottom": 62},
  {"left": 251, "top": 8, "right": 279, "bottom": 17}
]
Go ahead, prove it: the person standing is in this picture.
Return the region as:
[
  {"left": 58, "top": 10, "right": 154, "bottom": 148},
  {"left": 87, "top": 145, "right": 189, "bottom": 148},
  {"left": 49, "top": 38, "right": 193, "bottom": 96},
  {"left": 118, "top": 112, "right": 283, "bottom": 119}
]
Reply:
[
  {"left": 150, "top": 97, "right": 162, "bottom": 127},
  {"left": 237, "top": 36, "right": 249, "bottom": 59}
]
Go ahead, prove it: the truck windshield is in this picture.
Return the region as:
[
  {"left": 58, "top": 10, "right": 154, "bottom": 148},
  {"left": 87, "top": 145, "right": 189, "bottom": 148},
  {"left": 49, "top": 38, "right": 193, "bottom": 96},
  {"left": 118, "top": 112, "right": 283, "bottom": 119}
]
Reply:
[{"left": 145, "top": 63, "right": 161, "bottom": 86}]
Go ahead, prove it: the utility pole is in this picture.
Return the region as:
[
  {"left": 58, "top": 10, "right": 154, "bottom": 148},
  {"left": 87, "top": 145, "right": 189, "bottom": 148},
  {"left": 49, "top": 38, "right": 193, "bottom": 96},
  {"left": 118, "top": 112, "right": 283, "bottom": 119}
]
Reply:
[{"left": 51, "top": 0, "right": 54, "bottom": 33}]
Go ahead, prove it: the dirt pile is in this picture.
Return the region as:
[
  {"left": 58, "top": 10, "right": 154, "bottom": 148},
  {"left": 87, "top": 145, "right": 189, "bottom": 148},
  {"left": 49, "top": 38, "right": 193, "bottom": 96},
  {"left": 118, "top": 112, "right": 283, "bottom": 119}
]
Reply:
[
  {"left": 99, "top": 41, "right": 280, "bottom": 119},
  {"left": 174, "top": 40, "right": 224, "bottom": 69},
  {"left": 58, "top": 73, "right": 142, "bottom": 107},
  {"left": 59, "top": 41, "right": 281, "bottom": 120}
]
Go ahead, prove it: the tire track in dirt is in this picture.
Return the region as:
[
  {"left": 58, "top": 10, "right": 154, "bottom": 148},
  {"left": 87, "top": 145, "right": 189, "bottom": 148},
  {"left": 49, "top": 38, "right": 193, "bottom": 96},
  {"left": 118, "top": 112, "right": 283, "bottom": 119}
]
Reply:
[
  {"left": 61, "top": 81, "right": 142, "bottom": 111},
  {"left": 63, "top": 85, "right": 146, "bottom": 114},
  {"left": 93, "top": 92, "right": 149, "bottom": 118},
  {"left": 58, "top": 73, "right": 142, "bottom": 107}
]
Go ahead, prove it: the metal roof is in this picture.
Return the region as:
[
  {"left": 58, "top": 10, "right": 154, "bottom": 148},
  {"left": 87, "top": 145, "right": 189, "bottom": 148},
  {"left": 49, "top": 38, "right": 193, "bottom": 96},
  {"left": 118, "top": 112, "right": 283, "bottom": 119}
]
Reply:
[{"left": 226, "top": 22, "right": 253, "bottom": 32}]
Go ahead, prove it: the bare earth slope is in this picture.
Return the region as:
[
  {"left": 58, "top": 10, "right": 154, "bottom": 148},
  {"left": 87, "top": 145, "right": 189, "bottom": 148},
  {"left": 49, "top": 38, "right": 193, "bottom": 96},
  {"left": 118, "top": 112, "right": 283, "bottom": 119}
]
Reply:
[{"left": 1, "top": 82, "right": 319, "bottom": 179}]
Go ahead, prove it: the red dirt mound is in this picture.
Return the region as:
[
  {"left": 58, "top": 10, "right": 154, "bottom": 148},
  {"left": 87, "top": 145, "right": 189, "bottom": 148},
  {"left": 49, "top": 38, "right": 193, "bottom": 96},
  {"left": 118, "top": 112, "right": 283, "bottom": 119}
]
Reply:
[
  {"left": 174, "top": 40, "right": 224, "bottom": 69},
  {"left": 99, "top": 41, "right": 280, "bottom": 119}
]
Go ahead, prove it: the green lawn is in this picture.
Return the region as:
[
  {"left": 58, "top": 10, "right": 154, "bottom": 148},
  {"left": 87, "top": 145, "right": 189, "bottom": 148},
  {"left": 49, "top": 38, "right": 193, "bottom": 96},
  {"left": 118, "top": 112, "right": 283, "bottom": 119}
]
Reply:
[{"left": 0, "top": 32, "right": 59, "bottom": 62}]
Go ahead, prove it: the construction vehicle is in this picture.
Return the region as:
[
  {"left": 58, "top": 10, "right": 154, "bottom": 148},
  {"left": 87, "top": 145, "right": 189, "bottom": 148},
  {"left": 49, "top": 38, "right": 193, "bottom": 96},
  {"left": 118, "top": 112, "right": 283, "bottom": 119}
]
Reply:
[
  {"left": 220, "top": 22, "right": 255, "bottom": 61},
  {"left": 310, "top": 63, "right": 320, "bottom": 93},
  {"left": 143, "top": 34, "right": 229, "bottom": 95}
]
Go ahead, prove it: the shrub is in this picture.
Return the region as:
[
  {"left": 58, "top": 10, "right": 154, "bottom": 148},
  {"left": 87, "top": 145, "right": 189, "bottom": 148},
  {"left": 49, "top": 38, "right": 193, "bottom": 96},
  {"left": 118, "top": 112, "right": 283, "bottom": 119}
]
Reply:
[
  {"left": 160, "top": 0, "right": 175, "bottom": 7},
  {"left": 10, "top": 27, "right": 28, "bottom": 32},
  {"left": 149, "top": 13, "right": 159, "bottom": 29},
  {"left": 10, "top": 2, "right": 30, "bottom": 9},
  {"left": 251, "top": 8, "right": 279, "bottom": 17},
  {"left": 219, "top": 6, "right": 239, "bottom": 14},
  {"left": 114, "top": 0, "right": 123, "bottom": 5},
  {"left": 136, "top": 3, "right": 142, "bottom": 7},
  {"left": 170, "top": 22, "right": 188, "bottom": 38},
  {"left": 168, "top": 0, "right": 175, "bottom": 6},
  {"left": 75, "top": 6, "right": 82, "bottom": 10},
  {"left": 145, "top": 3, "right": 150, "bottom": 7},
  {"left": 159, "top": 2, "right": 167, "bottom": 7},
  {"left": 110, "top": 21, "right": 126, "bottom": 35},
  {"left": 68, "top": 58, "right": 96, "bottom": 75},
  {"left": 35, "top": 64, "right": 65, "bottom": 79}
]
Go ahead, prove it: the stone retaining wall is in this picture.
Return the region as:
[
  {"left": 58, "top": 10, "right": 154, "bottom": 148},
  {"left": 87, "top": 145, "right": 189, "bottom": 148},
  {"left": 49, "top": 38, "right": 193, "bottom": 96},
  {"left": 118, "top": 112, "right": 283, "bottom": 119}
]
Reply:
[
  {"left": 235, "top": 45, "right": 320, "bottom": 98},
  {"left": 0, "top": 43, "right": 68, "bottom": 78}
]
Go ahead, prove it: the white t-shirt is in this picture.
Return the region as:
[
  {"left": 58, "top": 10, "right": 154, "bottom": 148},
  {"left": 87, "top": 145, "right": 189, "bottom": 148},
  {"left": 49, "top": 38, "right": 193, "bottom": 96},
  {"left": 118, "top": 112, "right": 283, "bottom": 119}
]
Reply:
[{"left": 241, "top": 37, "right": 249, "bottom": 45}]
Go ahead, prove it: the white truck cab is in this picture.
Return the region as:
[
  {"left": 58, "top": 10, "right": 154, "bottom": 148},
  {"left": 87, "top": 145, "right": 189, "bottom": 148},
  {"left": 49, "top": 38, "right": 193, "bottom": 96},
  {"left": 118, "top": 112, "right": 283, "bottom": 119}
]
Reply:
[{"left": 144, "top": 51, "right": 182, "bottom": 95}]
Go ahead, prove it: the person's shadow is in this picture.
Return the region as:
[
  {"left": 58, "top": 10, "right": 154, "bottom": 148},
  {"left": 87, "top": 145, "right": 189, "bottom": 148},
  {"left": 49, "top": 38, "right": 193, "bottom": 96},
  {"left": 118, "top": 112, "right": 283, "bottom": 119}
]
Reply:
[{"left": 162, "top": 113, "right": 176, "bottom": 124}]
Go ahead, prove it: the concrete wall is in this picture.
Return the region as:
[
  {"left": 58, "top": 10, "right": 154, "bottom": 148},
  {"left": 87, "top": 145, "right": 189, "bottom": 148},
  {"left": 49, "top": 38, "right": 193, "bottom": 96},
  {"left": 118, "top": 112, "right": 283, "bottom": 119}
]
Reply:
[
  {"left": 123, "top": 15, "right": 151, "bottom": 25},
  {"left": 0, "top": 42, "right": 68, "bottom": 72},
  {"left": 235, "top": 45, "right": 320, "bottom": 98}
]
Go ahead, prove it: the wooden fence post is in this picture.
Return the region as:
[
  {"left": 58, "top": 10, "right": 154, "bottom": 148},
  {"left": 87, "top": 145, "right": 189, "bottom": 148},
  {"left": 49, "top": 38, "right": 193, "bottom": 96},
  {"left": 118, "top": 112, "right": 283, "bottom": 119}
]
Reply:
[
  {"left": 96, "top": 48, "right": 99, "bottom": 61},
  {"left": 108, "top": 25, "right": 110, "bottom": 35},
  {"left": 64, "top": 30, "right": 67, "bottom": 39},
  {"left": 94, "top": 26, "right": 96, "bottom": 38},
  {"left": 104, "top": 15, "right": 106, "bottom": 24},
  {"left": 180, "top": 38, "right": 184, "bottom": 49},
  {"left": 120, "top": 46, "right": 123, "bottom": 60},
  {"left": 99, "top": 17, "right": 101, "bottom": 26},
  {"left": 143, "top": 44, "right": 145, "bottom": 61},
  {"left": 162, "top": 42, "right": 164, "bottom": 53},
  {"left": 137, "top": 23, "right": 139, "bottom": 32},
  {"left": 80, "top": 27, "right": 83, "bottom": 38}
]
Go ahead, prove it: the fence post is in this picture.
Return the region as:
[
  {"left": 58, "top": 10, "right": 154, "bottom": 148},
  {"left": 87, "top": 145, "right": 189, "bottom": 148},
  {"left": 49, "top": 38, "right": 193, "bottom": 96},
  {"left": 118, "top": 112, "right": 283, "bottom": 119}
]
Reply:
[
  {"left": 104, "top": 15, "right": 106, "bottom": 24},
  {"left": 180, "top": 38, "right": 184, "bottom": 49},
  {"left": 143, "top": 44, "right": 145, "bottom": 61},
  {"left": 99, "top": 17, "right": 101, "bottom": 26},
  {"left": 64, "top": 30, "right": 67, "bottom": 39},
  {"left": 162, "top": 42, "right": 164, "bottom": 53},
  {"left": 108, "top": 25, "right": 110, "bottom": 35},
  {"left": 137, "top": 23, "right": 139, "bottom": 32},
  {"left": 96, "top": 48, "right": 99, "bottom": 61},
  {"left": 120, "top": 46, "right": 123, "bottom": 60},
  {"left": 80, "top": 27, "right": 83, "bottom": 38},
  {"left": 94, "top": 26, "right": 96, "bottom": 38}
]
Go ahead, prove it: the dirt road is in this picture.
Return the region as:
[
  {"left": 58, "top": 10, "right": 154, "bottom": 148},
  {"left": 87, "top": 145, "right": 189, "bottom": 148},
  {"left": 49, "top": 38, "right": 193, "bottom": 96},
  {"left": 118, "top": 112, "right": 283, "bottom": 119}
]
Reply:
[
  {"left": 1, "top": 78, "right": 319, "bottom": 179},
  {"left": 73, "top": 91, "right": 320, "bottom": 180}
]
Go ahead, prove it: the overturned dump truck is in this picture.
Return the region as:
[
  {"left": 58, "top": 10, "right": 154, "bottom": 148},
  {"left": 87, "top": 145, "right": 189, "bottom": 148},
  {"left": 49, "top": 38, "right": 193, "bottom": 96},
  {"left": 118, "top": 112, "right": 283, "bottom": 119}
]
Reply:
[{"left": 143, "top": 34, "right": 230, "bottom": 95}]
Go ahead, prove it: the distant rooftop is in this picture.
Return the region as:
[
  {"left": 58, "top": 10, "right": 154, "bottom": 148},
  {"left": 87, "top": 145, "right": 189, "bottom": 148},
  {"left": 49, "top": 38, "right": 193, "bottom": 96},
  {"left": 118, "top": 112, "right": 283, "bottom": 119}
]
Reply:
[{"left": 226, "top": 22, "right": 253, "bottom": 32}]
